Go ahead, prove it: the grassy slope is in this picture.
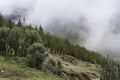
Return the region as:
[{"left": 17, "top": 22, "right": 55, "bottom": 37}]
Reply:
[
  {"left": 0, "top": 52, "right": 100, "bottom": 80},
  {"left": 48, "top": 53, "right": 100, "bottom": 79},
  {"left": 0, "top": 56, "right": 63, "bottom": 80}
]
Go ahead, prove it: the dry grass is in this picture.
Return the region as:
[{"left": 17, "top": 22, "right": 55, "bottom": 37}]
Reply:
[{"left": 48, "top": 54, "right": 100, "bottom": 79}]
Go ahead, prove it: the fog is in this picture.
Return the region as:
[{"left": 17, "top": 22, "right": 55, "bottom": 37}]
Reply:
[{"left": 0, "top": 0, "right": 120, "bottom": 55}]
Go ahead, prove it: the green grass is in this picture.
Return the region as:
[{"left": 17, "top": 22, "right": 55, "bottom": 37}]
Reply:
[
  {"left": 0, "top": 54, "right": 100, "bottom": 80},
  {"left": 0, "top": 56, "right": 5, "bottom": 62},
  {"left": 0, "top": 56, "right": 63, "bottom": 80},
  {"left": 0, "top": 77, "right": 63, "bottom": 80}
]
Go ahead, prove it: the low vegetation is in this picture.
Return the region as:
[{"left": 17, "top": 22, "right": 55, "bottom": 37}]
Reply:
[
  {"left": 0, "top": 56, "right": 64, "bottom": 80},
  {"left": 99, "top": 56, "right": 120, "bottom": 80}
]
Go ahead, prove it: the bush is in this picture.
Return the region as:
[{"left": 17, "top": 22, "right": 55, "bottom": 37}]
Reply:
[
  {"left": 44, "top": 59, "right": 63, "bottom": 76},
  {"left": 45, "top": 59, "right": 56, "bottom": 73},
  {"left": 27, "top": 43, "right": 46, "bottom": 69},
  {"left": 56, "top": 61, "right": 63, "bottom": 76}
]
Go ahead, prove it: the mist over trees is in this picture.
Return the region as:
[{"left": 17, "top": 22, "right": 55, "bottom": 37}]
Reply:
[
  {"left": 0, "top": 15, "right": 120, "bottom": 80},
  {"left": 1, "top": 0, "right": 120, "bottom": 55},
  {"left": 0, "top": 15, "right": 101, "bottom": 66}
]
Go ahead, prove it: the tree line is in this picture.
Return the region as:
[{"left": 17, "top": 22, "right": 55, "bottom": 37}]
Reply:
[
  {"left": 1, "top": 15, "right": 119, "bottom": 79},
  {"left": 0, "top": 15, "right": 102, "bottom": 63}
]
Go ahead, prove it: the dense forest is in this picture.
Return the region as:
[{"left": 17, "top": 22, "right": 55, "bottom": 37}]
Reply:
[{"left": 0, "top": 15, "right": 120, "bottom": 80}]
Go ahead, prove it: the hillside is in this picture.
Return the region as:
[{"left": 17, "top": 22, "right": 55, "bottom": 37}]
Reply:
[
  {"left": 0, "top": 56, "right": 64, "bottom": 80},
  {"left": 47, "top": 53, "right": 100, "bottom": 80},
  {"left": 0, "top": 15, "right": 120, "bottom": 80},
  {"left": 0, "top": 15, "right": 102, "bottom": 80},
  {"left": 0, "top": 53, "right": 100, "bottom": 80}
]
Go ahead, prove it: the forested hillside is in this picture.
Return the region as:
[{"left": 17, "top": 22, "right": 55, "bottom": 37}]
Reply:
[
  {"left": 0, "top": 15, "right": 120, "bottom": 80},
  {"left": 0, "top": 15, "right": 101, "bottom": 64}
]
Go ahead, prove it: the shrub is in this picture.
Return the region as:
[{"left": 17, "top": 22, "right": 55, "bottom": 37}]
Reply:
[
  {"left": 56, "top": 61, "right": 63, "bottom": 76},
  {"left": 45, "top": 59, "right": 56, "bottom": 73},
  {"left": 44, "top": 59, "right": 63, "bottom": 76},
  {"left": 27, "top": 43, "right": 46, "bottom": 69}
]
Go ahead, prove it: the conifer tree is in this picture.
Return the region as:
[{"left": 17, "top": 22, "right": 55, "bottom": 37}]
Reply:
[
  {"left": 0, "top": 15, "right": 4, "bottom": 27},
  {"left": 17, "top": 19, "right": 22, "bottom": 27},
  {"left": 7, "top": 19, "right": 14, "bottom": 29},
  {"left": 0, "top": 27, "right": 10, "bottom": 54}
]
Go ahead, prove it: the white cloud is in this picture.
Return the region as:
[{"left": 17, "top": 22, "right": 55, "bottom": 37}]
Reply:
[{"left": 0, "top": 0, "right": 120, "bottom": 54}]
